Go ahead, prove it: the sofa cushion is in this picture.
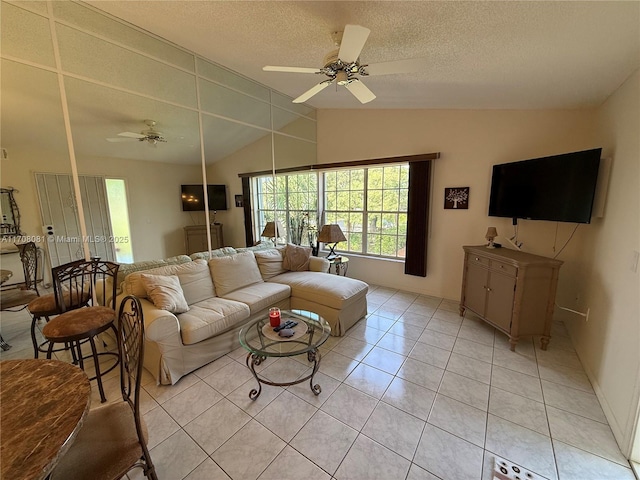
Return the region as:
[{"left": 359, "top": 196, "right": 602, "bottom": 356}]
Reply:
[
  {"left": 140, "top": 274, "right": 190, "bottom": 314},
  {"left": 116, "top": 255, "right": 192, "bottom": 287},
  {"left": 189, "top": 247, "right": 237, "bottom": 261},
  {"left": 309, "top": 257, "right": 330, "bottom": 273},
  {"left": 282, "top": 244, "right": 312, "bottom": 271},
  {"left": 254, "top": 248, "right": 286, "bottom": 280},
  {"left": 123, "top": 259, "right": 215, "bottom": 304},
  {"left": 177, "top": 297, "right": 250, "bottom": 345},
  {"left": 222, "top": 282, "right": 291, "bottom": 315},
  {"left": 208, "top": 251, "right": 263, "bottom": 296},
  {"left": 116, "top": 259, "right": 167, "bottom": 290},
  {"left": 269, "top": 271, "right": 368, "bottom": 310},
  {"left": 236, "top": 240, "right": 275, "bottom": 253}
]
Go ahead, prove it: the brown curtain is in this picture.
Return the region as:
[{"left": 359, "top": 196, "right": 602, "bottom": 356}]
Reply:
[
  {"left": 241, "top": 177, "right": 254, "bottom": 247},
  {"left": 404, "top": 161, "right": 431, "bottom": 277}
]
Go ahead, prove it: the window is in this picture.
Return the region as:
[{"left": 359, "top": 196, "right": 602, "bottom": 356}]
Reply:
[
  {"left": 325, "top": 165, "right": 408, "bottom": 258},
  {"left": 105, "top": 178, "right": 133, "bottom": 263},
  {"left": 254, "top": 172, "right": 318, "bottom": 245},
  {"left": 254, "top": 164, "right": 409, "bottom": 259}
]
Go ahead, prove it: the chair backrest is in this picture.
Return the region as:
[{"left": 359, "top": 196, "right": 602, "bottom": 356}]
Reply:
[
  {"left": 117, "top": 295, "right": 146, "bottom": 440},
  {"left": 16, "top": 242, "right": 39, "bottom": 294},
  {"left": 51, "top": 259, "right": 120, "bottom": 313}
]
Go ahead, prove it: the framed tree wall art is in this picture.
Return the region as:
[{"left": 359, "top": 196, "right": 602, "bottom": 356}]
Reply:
[{"left": 444, "top": 187, "right": 469, "bottom": 209}]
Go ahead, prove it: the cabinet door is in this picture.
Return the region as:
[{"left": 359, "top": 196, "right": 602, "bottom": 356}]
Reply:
[
  {"left": 485, "top": 272, "right": 516, "bottom": 332},
  {"left": 464, "top": 261, "right": 489, "bottom": 316}
]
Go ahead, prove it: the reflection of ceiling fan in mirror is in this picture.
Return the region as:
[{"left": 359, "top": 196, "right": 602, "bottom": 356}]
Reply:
[
  {"left": 263, "top": 24, "right": 425, "bottom": 104},
  {"left": 106, "top": 119, "right": 167, "bottom": 145}
]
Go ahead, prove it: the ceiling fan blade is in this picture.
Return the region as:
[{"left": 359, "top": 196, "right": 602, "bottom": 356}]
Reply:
[
  {"left": 364, "top": 58, "right": 428, "bottom": 76},
  {"left": 118, "top": 131, "right": 146, "bottom": 139},
  {"left": 263, "top": 66, "right": 321, "bottom": 74},
  {"left": 106, "top": 137, "right": 139, "bottom": 143},
  {"left": 345, "top": 79, "right": 376, "bottom": 104},
  {"left": 339, "top": 24, "right": 371, "bottom": 63},
  {"left": 292, "top": 80, "right": 333, "bottom": 104}
]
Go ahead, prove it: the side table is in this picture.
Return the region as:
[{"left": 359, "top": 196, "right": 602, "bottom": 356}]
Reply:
[{"left": 328, "top": 256, "right": 349, "bottom": 276}]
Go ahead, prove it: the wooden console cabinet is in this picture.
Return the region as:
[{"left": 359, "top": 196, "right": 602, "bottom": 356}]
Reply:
[
  {"left": 184, "top": 224, "right": 224, "bottom": 254},
  {"left": 459, "top": 245, "right": 563, "bottom": 351}
]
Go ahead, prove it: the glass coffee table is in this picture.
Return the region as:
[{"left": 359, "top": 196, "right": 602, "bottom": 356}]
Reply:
[{"left": 239, "top": 309, "right": 331, "bottom": 400}]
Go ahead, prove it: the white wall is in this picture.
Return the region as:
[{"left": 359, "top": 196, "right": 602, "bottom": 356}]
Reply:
[
  {"left": 317, "top": 108, "right": 599, "bottom": 299},
  {"left": 316, "top": 75, "right": 640, "bottom": 454},
  {"left": 572, "top": 69, "right": 640, "bottom": 453},
  {"left": 207, "top": 127, "right": 317, "bottom": 249},
  {"left": 0, "top": 148, "right": 203, "bottom": 262},
  {"left": 75, "top": 156, "right": 203, "bottom": 260}
]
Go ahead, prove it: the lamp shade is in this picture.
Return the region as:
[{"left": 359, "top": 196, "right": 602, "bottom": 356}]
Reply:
[
  {"left": 318, "top": 224, "right": 346, "bottom": 243},
  {"left": 485, "top": 227, "right": 498, "bottom": 240},
  {"left": 261, "top": 220, "right": 284, "bottom": 238}
]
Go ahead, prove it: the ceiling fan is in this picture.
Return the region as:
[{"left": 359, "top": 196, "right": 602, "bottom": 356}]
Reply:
[
  {"left": 106, "top": 119, "right": 167, "bottom": 145},
  {"left": 263, "top": 24, "right": 424, "bottom": 104}
]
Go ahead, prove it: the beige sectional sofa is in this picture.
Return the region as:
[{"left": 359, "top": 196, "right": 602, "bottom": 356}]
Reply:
[{"left": 115, "top": 244, "right": 368, "bottom": 385}]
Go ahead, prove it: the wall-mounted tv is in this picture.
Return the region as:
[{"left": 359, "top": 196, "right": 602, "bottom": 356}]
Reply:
[
  {"left": 181, "top": 184, "right": 227, "bottom": 212},
  {"left": 488, "top": 148, "right": 601, "bottom": 224}
]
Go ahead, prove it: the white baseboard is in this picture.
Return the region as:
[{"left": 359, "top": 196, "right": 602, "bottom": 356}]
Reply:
[{"left": 574, "top": 348, "right": 630, "bottom": 456}]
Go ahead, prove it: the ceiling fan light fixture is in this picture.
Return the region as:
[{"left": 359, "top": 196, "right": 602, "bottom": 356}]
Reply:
[{"left": 336, "top": 70, "right": 349, "bottom": 86}]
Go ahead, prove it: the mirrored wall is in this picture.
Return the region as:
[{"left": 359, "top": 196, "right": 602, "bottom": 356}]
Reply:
[{"left": 0, "top": 0, "right": 317, "bottom": 266}]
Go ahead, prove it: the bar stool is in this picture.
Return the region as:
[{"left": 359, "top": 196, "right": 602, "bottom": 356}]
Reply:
[{"left": 42, "top": 259, "right": 120, "bottom": 403}]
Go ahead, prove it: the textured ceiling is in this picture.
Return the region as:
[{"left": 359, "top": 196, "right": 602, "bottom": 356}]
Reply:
[{"left": 87, "top": 0, "right": 640, "bottom": 109}]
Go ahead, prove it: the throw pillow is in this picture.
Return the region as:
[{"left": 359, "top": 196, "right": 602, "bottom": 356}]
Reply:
[
  {"left": 254, "top": 248, "right": 286, "bottom": 280},
  {"left": 282, "top": 243, "right": 312, "bottom": 271},
  {"left": 139, "top": 274, "right": 190, "bottom": 314},
  {"left": 208, "top": 251, "right": 264, "bottom": 296},
  {"left": 123, "top": 259, "right": 215, "bottom": 303}
]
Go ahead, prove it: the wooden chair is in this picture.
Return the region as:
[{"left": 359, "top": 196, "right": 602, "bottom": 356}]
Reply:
[
  {"left": 42, "top": 259, "right": 119, "bottom": 402},
  {"left": 49, "top": 295, "right": 159, "bottom": 480}
]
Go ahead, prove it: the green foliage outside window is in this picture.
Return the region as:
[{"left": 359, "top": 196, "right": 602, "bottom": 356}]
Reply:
[{"left": 255, "top": 164, "right": 408, "bottom": 258}]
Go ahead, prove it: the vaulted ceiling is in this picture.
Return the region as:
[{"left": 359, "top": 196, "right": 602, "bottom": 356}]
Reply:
[{"left": 88, "top": 1, "right": 640, "bottom": 110}]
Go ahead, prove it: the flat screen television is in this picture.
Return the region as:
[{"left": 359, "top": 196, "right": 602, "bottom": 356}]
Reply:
[
  {"left": 488, "top": 148, "right": 601, "bottom": 224},
  {"left": 181, "top": 184, "right": 227, "bottom": 211}
]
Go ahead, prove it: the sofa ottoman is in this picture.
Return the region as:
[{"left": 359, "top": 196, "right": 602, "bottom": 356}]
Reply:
[{"left": 268, "top": 271, "right": 368, "bottom": 336}]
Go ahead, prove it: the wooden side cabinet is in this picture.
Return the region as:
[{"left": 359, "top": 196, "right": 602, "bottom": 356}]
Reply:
[
  {"left": 184, "top": 224, "right": 224, "bottom": 255},
  {"left": 459, "top": 245, "right": 563, "bottom": 351}
]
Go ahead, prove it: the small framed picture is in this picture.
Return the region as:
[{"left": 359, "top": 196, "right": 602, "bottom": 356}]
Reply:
[
  {"left": 234, "top": 195, "right": 244, "bottom": 207},
  {"left": 444, "top": 187, "right": 469, "bottom": 209}
]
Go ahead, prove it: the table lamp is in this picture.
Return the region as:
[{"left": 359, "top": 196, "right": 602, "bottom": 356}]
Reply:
[
  {"left": 486, "top": 227, "right": 498, "bottom": 248},
  {"left": 261, "top": 220, "right": 284, "bottom": 244},
  {"left": 318, "top": 224, "right": 346, "bottom": 259}
]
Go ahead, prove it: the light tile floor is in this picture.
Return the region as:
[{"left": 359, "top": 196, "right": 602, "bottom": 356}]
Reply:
[{"left": 0, "top": 285, "right": 635, "bottom": 480}]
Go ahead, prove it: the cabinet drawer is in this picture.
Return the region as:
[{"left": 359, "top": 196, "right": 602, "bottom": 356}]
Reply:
[
  {"left": 468, "top": 254, "right": 490, "bottom": 267},
  {"left": 490, "top": 260, "right": 517, "bottom": 276}
]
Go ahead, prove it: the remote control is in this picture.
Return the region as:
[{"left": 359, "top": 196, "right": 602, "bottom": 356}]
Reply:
[{"left": 273, "top": 320, "right": 296, "bottom": 332}]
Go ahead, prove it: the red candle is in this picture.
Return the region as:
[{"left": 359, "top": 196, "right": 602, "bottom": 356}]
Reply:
[{"left": 269, "top": 307, "right": 281, "bottom": 327}]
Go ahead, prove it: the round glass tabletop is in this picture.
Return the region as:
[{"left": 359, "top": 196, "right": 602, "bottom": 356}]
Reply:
[{"left": 239, "top": 309, "right": 331, "bottom": 358}]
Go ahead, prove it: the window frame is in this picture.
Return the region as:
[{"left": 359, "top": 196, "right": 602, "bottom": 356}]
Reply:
[
  {"left": 253, "top": 163, "right": 410, "bottom": 260},
  {"left": 240, "top": 152, "right": 438, "bottom": 272}
]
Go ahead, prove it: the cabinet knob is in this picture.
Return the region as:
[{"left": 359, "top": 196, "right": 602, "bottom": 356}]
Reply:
[
  {"left": 475, "top": 257, "right": 480, "bottom": 261},
  {"left": 486, "top": 287, "right": 492, "bottom": 292}
]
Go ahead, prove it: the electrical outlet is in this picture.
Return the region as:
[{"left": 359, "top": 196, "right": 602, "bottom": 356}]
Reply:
[{"left": 42, "top": 225, "right": 55, "bottom": 242}]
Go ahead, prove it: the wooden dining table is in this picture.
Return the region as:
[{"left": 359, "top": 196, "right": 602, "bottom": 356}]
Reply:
[{"left": 0, "top": 359, "right": 91, "bottom": 480}]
